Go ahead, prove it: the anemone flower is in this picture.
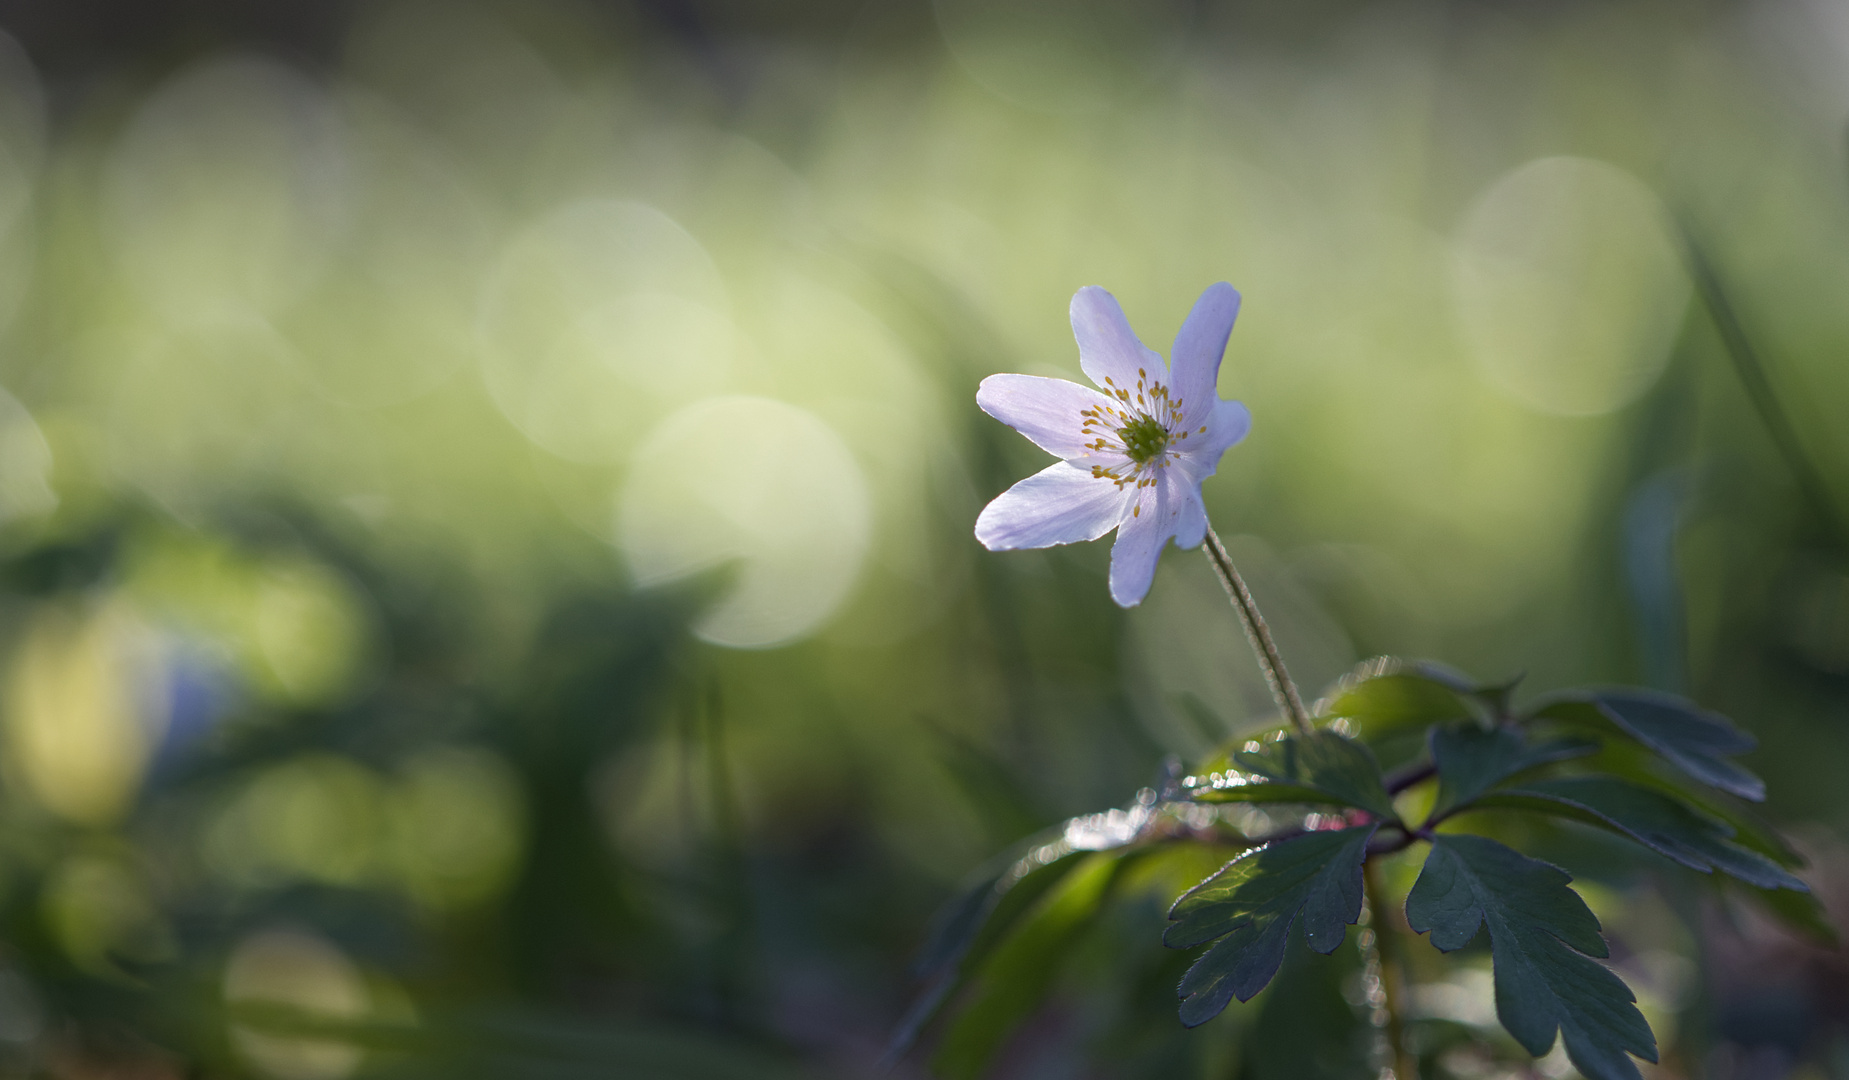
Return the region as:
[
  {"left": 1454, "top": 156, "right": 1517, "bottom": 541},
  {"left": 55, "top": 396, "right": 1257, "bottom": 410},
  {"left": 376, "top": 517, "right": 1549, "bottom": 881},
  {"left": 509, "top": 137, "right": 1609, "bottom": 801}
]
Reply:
[{"left": 974, "top": 283, "right": 1251, "bottom": 607}]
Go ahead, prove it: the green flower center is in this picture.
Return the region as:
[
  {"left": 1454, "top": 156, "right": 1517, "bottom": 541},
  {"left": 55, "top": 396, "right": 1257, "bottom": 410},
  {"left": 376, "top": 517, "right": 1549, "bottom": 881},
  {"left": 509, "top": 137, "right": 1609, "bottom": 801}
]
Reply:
[{"left": 1119, "top": 414, "right": 1169, "bottom": 465}]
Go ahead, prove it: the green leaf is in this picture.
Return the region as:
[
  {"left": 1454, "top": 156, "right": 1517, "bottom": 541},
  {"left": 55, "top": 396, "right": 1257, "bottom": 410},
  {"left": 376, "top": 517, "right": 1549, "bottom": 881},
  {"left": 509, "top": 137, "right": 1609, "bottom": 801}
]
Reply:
[
  {"left": 1686, "top": 793, "right": 1805, "bottom": 868},
  {"left": 1313, "top": 657, "right": 1481, "bottom": 734},
  {"left": 890, "top": 794, "right": 1157, "bottom": 1064},
  {"left": 1406, "top": 834, "right": 1657, "bottom": 1080},
  {"left": 909, "top": 842, "right": 1088, "bottom": 979},
  {"left": 1474, "top": 777, "right": 1806, "bottom": 891},
  {"left": 1194, "top": 731, "right": 1397, "bottom": 818},
  {"left": 1535, "top": 691, "right": 1764, "bottom": 801},
  {"left": 1430, "top": 723, "right": 1597, "bottom": 815},
  {"left": 886, "top": 846, "right": 1088, "bottom": 1065},
  {"left": 932, "top": 852, "right": 1126, "bottom": 1078},
  {"left": 1565, "top": 745, "right": 1805, "bottom": 869},
  {"left": 1165, "top": 824, "right": 1377, "bottom": 1026}
]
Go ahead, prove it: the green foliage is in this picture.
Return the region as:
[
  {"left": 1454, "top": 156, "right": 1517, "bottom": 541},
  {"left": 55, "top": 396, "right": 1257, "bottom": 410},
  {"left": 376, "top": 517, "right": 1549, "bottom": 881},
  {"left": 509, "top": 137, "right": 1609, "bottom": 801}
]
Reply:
[
  {"left": 1536, "top": 692, "right": 1765, "bottom": 800},
  {"left": 908, "top": 842, "right": 1090, "bottom": 990},
  {"left": 889, "top": 842, "right": 1093, "bottom": 1062},
  {"left": 1235, "top": 933, "right": 1373, "bottom": 1080},
  {"left": 1429, "top": 723, "right": 1597, "bottom": 815},
  {"left": 1407, "top": 835, "right": 1657, "bottom": 1080},
  {"left": 1314, "top": 658, "right": 1481, "bottom": 734},
  {"left": 1189, "top": 732, "right": 1398, "bottom": 817},
  {"left": 932, "top": 854, "right": 1128, "bottom": 1078},
  {"left": 886, "top": 791, "right": 1178, "bottom": 1066},
  {"left": 220, "top": 1001, "right": 815, "bottom": 1080},
  {"left": 902, "top": 657, "right": 1829, "bottom": 1080},
  {"left": 1164, "top": 825, "right": 1376, "bottom": 1025},
  {"left": 1474, "top": 777, "right": 1805, "bottom": 890}
]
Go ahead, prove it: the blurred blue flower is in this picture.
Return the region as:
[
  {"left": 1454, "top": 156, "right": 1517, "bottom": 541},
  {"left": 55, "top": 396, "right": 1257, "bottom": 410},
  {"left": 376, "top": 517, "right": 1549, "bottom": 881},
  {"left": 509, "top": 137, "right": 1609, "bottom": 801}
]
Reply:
[
  {"left": 975, "top": 283, "right": 1252, "bottom": 606},
  {"left": 149, "top": 633, "right": 237, "bottom": 776}
]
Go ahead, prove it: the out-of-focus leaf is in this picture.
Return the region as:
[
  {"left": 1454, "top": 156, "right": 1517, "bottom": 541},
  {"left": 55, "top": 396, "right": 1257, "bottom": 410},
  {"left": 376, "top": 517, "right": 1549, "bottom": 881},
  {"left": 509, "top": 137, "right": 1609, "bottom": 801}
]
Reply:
[
  {"left": 1172, "top": 692, "right": 1230, "bottom": 748},
  {"left": 1743, "top": 882, "right": 1838, "bottom": 945},
  {"left": 931, "top": 852, "right": 1127, "bottom": 1079},
  {"left": 1683, "top": 793, "right": 1806, "bottom": 868},
  {"left": 1474, "top": 777, "right": 1806, "bottom": 890},
  {"left": 887, "top": 845, "right": 1085, "bottom": 1063},
  {"left": 1237, "top": 932, "right": 1371, "bottom": 1080},
  {"left": 909, "top": 842, "right": 1087, "bottom": 980},
  {"left": 224, "top": 1001, "right": 813, "bottom": 1080},
  {"left": 1313, "top": 657, "right": 1483, "bottom": 735},
  {"left": 1561, "top": 741, "right": 1805, "bottom": 869},
  {"left": 1406, "top": 834, "right": 1657, "bottom": 1080},
  {"left": 890, "top": 793, "right": 1163, "bottom": 1063},
  {"left": 1534, "top": 692, "right": 1764, "bottom": 801},
  {"left": 1204, "top": 732, "right": 1397, "bottom": 818},
  {"left": 1563, "top": 738, "right": 1807, "bottom": 872},
  {"left": 920, "top": 716, "right": 1048, "bottom": 843},
  {"left": 1430, "top": 724, "right": 1597, "bottom": 815},
  {"left": 1164, "top": 824, "right": 1376, "bottom": 1026}
]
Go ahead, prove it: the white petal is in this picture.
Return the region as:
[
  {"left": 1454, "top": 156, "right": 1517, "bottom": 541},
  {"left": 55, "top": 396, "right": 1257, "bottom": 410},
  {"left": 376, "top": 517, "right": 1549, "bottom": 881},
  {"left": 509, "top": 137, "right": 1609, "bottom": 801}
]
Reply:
[
  {"left": 1201, "top": 398, "right": 1252, "bottom": 454},
  {"left": 1108, "top": 466, "right": 1193, "bottom": 606},
  {"left": 975, "top": 461, "right": 1132, "bottom": 551},
  {"left": 1170, "top": 443, "right": 1218, "bottom": 483},
  {"left": 1170, "top": 282, "right": 1241, "bottom": 427},
  {"left": 1172, "top": 469, "right": 1208, "bottom": 550},
  {"left": 1071, "top": 286, "right": 1165, "bottom": 398},
  {"left": 1170, "top": 399, "right": 1250, "bottom": 486},
  {"left": 976, "top": 373, "right": 1129, "bottom": 464}
]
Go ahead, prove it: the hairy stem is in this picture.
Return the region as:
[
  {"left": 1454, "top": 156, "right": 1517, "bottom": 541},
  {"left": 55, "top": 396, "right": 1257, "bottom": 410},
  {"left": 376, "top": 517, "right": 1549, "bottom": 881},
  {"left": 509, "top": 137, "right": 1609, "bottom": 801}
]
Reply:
[
  {"left": 1201, "top": 524, "right": 1312, "bottom": 735},
  {"left": 1363, "top": 859, "right": 1417, "bottom": 1080}
]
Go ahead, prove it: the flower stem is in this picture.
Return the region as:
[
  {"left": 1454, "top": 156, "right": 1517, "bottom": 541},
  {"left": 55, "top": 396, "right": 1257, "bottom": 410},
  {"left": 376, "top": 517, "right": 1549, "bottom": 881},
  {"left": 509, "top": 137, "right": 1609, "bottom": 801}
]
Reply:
[
  {"left": 1201, "top": 525, "right": 1313, "bottom": 735},
  {"left": 1363, "top": 859, "right": 1417, "bottom": 1080}
]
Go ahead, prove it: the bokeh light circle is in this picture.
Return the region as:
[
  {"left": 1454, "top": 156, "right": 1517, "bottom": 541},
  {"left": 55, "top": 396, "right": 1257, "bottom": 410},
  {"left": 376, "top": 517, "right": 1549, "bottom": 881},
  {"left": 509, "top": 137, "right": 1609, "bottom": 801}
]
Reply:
[
  {"left": 617, "top": 396, "right": 871, "bottom": 650},
  {"left": 3, "top": 601, "right": 166, "bottom": 827},
  {"left": 224, "top": 928, "right": 368, "bottom": 1080},
  {"left": 105, "top": 54, "right": 349, "bottom": 321},
  {"left": 272, "top": 90, "right": 491, "bottom": 409},
  {"left": 479, "top": 199, "right": 735, "bottom": 464},
  {"left": 1452, "top": 156, "right": 1689, "bottom": 417},
  {"left": 100, "top": 315, "right": 312, "bottom": 517}
]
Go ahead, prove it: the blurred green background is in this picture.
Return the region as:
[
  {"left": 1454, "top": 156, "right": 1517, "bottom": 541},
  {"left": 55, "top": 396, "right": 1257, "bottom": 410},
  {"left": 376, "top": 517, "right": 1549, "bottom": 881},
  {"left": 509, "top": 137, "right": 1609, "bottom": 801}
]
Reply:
[{"left": 0, "top": 0, "right": 1842, "bottom": 1077}]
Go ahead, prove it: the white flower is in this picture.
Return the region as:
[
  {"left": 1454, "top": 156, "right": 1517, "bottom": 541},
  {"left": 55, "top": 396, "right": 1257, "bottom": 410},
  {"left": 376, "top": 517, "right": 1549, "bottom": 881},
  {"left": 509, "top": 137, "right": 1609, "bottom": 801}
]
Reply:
[{"left": 974, "top": 283, "right": 1252, "bottom": 607}]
